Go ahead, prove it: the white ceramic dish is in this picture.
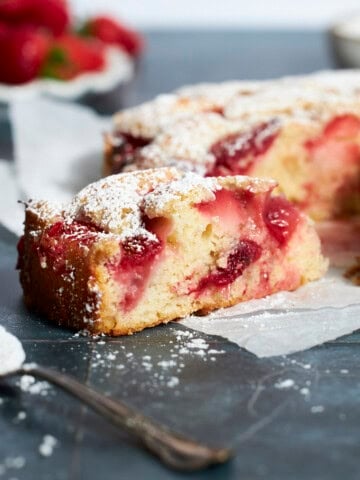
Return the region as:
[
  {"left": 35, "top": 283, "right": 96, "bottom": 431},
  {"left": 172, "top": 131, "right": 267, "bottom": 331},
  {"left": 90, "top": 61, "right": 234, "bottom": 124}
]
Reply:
[
  {"left": 0, "top": 46, "right": 134, "bottom": 102},
  {"left": 330, "top": 15, "right": 360, "bottom": 68}
]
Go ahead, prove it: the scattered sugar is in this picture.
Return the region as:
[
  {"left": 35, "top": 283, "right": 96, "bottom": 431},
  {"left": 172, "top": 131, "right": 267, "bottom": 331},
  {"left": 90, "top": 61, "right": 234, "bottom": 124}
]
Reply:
[
  {"left": 4, "top": 457, "right": 25, "bottom": 469},
  {"left": 300, "top": 387, "right": 310, "bottom": 396},
  {"left": 0, "top": 326, "right": 25, "bottom": 376},
  {"left": 0, "top": 456, "right": 26, "bottom": 477},
  {"left": 340, "top": 369, "right": 349, "bottom": 374},
  {"left": 194, "top": 349, "right": 206, "bottom": 357},
  {"left": 178, "top": 347, "right": 189, "bottom": 355},
  {"left": 166, "top": 377, "right": 179, "bottom": 388},
  {"left": 17, "top": 375, "right": 51, "bottom": 396},
  {"left": 39, "top": 435, "right": 58, "bottom": 457},
  {"left": 274, "top": 379, "right": 295, "bottom": 390},
  {"left": 87, "top": 327, "right": 226, "bottom": 393},
  {"left": 142, "top": 361, "right": 152, "bottom": 371},
  {"left": 15, "top": 411, "right": 26, "bottom": 422},
  {"left": 311, "top": 405, "right": 325, "bottom": 414},
  {"left": 157, "top": 360, "right": 177, "bottom": 369},
  {"left": 186, "top": 338, "right": 209, "bottom": 350}
]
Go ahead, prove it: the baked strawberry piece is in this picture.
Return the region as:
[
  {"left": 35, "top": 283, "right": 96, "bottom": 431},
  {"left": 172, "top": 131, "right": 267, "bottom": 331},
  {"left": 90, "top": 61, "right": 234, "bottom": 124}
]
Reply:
[
  {"left": 103, "top": 86, "right": 255, "bottom": 175},
  {"left": 18, "top": 168, "right": 327, "bottom": 335},
  {"left": 105, "top": 71, "right": 360, "bottom": 221}
]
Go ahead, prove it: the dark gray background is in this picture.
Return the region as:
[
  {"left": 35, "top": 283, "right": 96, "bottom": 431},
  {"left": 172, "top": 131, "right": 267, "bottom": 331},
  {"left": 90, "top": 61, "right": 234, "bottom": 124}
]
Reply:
[{"left": 1, "top": 29, "right": 360, "bottom": 480}]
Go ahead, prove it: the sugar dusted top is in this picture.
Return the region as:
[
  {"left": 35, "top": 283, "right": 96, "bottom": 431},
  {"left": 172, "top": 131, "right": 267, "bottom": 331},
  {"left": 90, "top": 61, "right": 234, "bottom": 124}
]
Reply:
[
  {"left": 113, "top": 93, "right": 224, "bottom": 139},
  {"left": 27, "top": 168, "right": 276, "bottom": 241},
  {"left": 112, "top": 70, "right": 360, "bottom": 140}
]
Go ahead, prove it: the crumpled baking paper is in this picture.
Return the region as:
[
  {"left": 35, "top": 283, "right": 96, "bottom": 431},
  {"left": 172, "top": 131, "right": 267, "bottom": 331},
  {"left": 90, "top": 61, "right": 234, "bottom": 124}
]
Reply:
[{"left": 0, "top": 98, "right": 359, "bottom": 357}]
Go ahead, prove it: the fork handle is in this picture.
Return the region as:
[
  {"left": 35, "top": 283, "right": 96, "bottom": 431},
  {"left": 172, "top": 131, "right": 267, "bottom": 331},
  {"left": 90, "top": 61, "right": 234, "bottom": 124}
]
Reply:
[{"left": 18, "top": 364, "right": 231, "bottom": 471}]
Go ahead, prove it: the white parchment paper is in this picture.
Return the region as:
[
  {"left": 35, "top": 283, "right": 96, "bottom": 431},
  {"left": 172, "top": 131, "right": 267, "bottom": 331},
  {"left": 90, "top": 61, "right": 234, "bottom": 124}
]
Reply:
[{"left": 0, "top": 98, "right": 359, "bottom": 357}]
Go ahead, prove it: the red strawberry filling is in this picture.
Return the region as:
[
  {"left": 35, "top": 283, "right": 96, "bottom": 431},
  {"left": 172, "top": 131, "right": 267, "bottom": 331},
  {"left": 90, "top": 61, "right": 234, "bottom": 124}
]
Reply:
[
  {"left": 108, "top": 216, "right": 169, "bottom": 312},
  {"left": 192, "top": 188, "right": 301, "bottom": 296},
  {"left": 304, "top": 114, "right": 360, "bottom": 215},
  {"left": 196, "top": 239, "right": 262, "bottom": 292},
  {"left": 35, "top": 221, "right": 100, "bottom": 273},
  {"left": 206, "top": 120, "right": 280, "bottom": 176},
  {"left": 110, "top": 133, "right": 151, "bottom": 174},
  {"left": 263, "top": 196, "right": 300, "bottom": 246},
  {"left": 305, "top": 114, "right": 360, "bottom": 166},
  {"left": 116, "top": 234, "right": 162, "bottom": 311},
  {"left": 197, "top": 188, "right": 260, "bottom": 236}
]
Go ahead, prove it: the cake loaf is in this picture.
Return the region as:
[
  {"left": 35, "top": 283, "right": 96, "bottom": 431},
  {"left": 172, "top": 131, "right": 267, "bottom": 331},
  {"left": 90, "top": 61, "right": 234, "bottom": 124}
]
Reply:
[{"left": 105, "top": 70, "right": 360, "bottom": 221}]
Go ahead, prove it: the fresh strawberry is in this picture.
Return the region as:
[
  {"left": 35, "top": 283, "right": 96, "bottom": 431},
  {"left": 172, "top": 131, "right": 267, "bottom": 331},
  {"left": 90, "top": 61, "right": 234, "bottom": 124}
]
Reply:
[
  {"left": 41, "top": 34, "right": 105, "bottom": 80},
  {"left": 0, "top": 26, "right": 50, "bottom": 84},
  {"left": 0, "top": 20, "right": 9, "bottom": 39},
  {"left": 82, "top": 15, "right": 144, "bottom": 57},
  {"left": 0, "top": 0, "right": 70, "bottom": 36},
  {"left": 0, "top": 0, "right": 32, "bottom": 20},
  {"left": 28, "top": 0, "right": 70, "bottom": 36}
]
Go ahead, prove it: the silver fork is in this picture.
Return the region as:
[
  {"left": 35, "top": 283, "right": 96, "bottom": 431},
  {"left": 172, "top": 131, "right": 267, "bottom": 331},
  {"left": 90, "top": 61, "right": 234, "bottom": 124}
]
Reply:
[{"left": 1, "top": 363, "right": 232, "bottom": 471}]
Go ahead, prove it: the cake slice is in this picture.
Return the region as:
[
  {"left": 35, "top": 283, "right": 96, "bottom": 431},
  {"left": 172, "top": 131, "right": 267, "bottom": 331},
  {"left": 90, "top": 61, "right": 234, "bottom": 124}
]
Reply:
[
  {"left": 18, "top": 168, "right": 327, "bottom": 336},
  {"left": 104, "top": 71, "right": 360, "bottom": 221}
]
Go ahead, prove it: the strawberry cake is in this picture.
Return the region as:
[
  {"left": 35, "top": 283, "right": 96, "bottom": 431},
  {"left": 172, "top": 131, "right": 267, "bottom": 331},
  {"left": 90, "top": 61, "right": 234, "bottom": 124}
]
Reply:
[
  {"left": 17, "top": 168, "right": 327, "bottom": 335},
  {"left": 104, "top": 70, "right": 360, "bottom": 221}
]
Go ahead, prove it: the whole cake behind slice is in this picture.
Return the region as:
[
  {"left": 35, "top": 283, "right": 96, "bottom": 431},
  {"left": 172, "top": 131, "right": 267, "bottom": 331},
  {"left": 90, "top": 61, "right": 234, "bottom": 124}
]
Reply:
[
  {"left": 18, "top": 168, "right": 327, "bottom": 335},
  {"left": 104, "top": 71, "right": 360, "bottom": 221}
]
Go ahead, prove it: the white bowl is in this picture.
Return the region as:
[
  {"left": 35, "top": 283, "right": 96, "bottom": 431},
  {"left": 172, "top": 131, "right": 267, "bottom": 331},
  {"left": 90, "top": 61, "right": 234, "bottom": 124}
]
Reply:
[
  {"left": 330, "top": 16, "right": 360, "bottom": 68},
  {"left": 0, "top": 46, "right": 134, "bottom": 103}
]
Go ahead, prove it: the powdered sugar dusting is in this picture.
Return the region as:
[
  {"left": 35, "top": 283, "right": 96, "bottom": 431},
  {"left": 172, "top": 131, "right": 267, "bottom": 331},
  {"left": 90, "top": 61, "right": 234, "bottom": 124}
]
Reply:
[
  {"left": 29, "top": 166, "right": 269, "bottom": 241},
  {"left": 0, "top": 326, "right": 25, "bottom": 376},
  {"left": 111, "top": 70, "right": 360, "bottom": 174},
  {"left": 138, "top": 113, "right": 239, "bottom": 170},
  {"left": 89, "top": 327, "right": 226, "bottom": 394},
  {"left": 39, "top": 435, "right": 58, "bottom": 457},
  {"left": 113, "top": 93, "right": 223, "bottom": 138},
  {"left": 16, "top": 375, "right": 51, "bottom": 396},
  {"left": 65, "top": 168, "right": 180, "bottom": 237}
]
